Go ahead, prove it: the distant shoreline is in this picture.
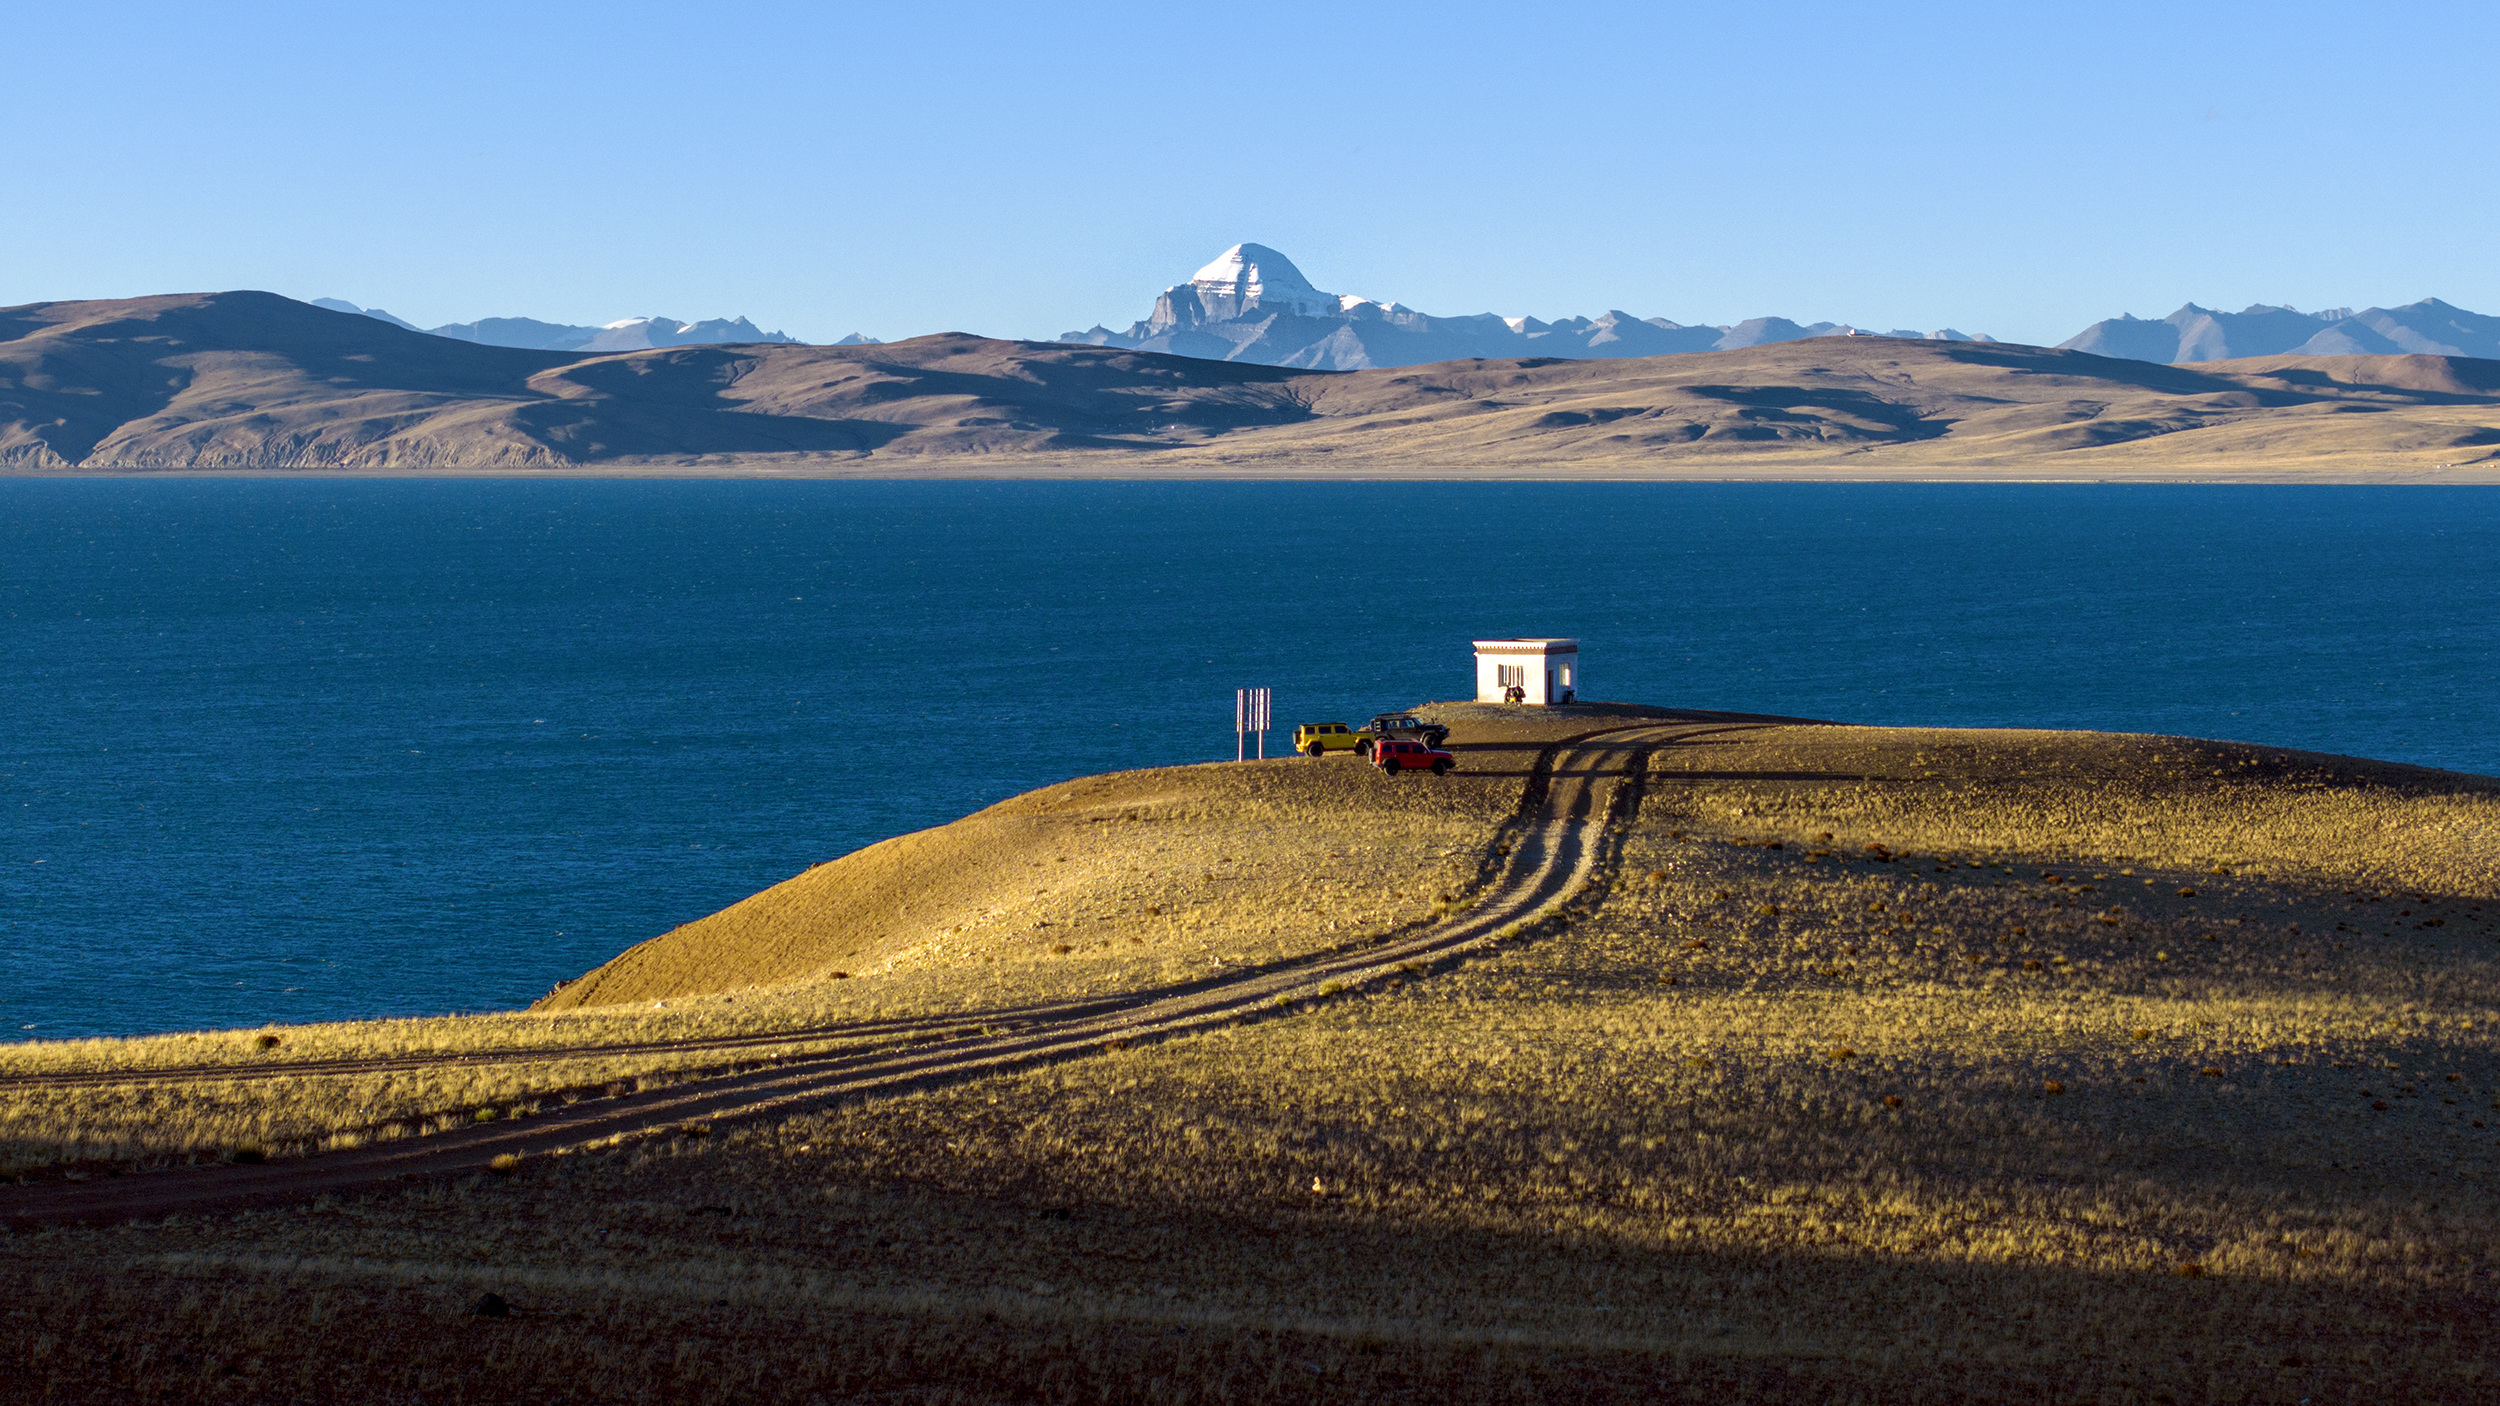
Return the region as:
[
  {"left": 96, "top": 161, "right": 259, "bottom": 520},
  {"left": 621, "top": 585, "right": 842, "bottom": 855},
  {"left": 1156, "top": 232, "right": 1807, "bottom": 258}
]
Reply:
[{"left": 11, "top": 462, "right": 2500, "bottom": 484}]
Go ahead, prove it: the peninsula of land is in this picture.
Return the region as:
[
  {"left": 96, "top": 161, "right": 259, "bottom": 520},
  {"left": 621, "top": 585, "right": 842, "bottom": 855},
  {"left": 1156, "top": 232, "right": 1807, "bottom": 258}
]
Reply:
[
  {"left": 5, "top": 292, "right": 2498, "bottom": 480},
  {"left": 0, "top": 705, "right": 2493, "bottom": 1400}
]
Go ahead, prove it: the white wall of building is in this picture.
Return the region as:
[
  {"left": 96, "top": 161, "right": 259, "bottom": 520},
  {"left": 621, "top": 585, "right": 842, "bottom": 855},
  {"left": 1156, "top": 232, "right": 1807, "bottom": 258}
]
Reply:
[{"left": 1473, "top": 639, "right": 1581, "bottom": 705}]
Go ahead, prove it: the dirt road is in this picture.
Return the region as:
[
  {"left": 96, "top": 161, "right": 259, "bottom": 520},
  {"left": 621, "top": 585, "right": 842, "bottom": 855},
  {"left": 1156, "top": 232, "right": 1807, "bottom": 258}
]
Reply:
[{"left": 0, "top": 723, "right": 1719, "bottom": 1228}]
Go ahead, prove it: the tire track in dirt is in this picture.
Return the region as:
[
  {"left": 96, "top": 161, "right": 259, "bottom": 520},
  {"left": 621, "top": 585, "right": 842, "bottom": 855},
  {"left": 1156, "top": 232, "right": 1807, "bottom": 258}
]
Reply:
[
  {"left": 1, "top": 723, "right": 1705, "bottom": 1228},
  {"left": 0, "top": 1003, "right": 1119, "bottom": 1094}
]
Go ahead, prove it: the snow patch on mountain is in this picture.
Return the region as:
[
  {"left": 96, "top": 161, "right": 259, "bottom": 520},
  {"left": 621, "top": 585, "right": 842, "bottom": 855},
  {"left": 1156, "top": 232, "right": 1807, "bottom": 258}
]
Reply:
[{"left": 1061, "top": 244, "right": 1995, "bottom": 370}]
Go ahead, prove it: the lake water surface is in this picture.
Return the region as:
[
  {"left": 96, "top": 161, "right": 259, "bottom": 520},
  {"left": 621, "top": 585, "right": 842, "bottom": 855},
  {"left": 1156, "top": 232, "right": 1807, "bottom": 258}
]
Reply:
[{"left": 5, "top": 480, "right": 2495, "bottom": 1038}]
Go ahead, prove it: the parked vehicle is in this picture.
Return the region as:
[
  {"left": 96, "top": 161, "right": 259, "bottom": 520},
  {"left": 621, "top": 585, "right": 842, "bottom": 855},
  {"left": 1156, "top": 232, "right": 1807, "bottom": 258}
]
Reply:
[
  {"left": 1371, "top": 738, "right": 1456, "bottom": 776},
  {"left": 1356, "top": 713, "right": 1451, "bottom": 756},
  {"left": 1294, "top": 722, "right": 1363, "bottom": 757}
]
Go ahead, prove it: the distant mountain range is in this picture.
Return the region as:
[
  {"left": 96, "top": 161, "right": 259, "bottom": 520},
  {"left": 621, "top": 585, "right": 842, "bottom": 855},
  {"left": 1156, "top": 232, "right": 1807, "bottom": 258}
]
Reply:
[
  {"left": 2057, "top": 299, "right": 2500, "bottom": 364},
  {"left": 1059, "top": 244, "right": 1996, "bottom": 371},
  {"left": 1060, "top": 243, "right": 2500, "bottom": 374},
  {"left": 307, "top": 298, "right": 879, "bottom": 352},
  {"left": 6, "top": 290, "right": 2496, "bottom": 475},
  {"left": 303, "top": 248, "right": 2500, "bottom": 377}
]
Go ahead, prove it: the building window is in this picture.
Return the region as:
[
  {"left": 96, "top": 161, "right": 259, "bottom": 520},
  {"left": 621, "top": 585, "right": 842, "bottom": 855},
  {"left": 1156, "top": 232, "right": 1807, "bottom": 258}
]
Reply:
[
  {"left": 1560, "top": 664, "right": 1573, "bottom": 687},
  {"left": 1497, "top": 664, "right": 1524, "bottom": 688}
]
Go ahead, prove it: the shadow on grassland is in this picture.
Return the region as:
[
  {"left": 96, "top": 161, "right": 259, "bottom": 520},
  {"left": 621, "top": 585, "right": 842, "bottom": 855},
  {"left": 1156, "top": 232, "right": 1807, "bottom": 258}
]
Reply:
[{"left": 13, "top": 1151, "right": 2469, "bottom": 1405}]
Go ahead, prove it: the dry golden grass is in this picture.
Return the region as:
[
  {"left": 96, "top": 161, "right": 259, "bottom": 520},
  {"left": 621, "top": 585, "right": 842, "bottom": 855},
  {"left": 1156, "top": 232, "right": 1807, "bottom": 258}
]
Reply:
[
  {"left": 0, "top": 708, "right": 1597, "bottom": 1169},
  {"left": 0, "top": 981, "right": 1014, "bottom": 1169},
  {"left": 1, "top": 713, "right": 2495, "bottom": 1401},
  {"left": 540, "top": 752, "right": 1527, "bottom": 1009}
]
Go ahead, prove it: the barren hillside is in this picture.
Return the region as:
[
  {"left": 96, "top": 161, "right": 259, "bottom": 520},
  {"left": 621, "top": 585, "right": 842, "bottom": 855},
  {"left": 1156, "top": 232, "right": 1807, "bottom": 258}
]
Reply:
[{"left": 6, "top": 292, "right": 2498, "bottom": 478}]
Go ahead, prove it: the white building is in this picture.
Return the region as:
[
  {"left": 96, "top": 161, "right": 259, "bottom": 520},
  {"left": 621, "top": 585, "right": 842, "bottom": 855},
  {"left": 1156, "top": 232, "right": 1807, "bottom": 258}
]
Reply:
[{"left": 1473, "top": 638, "right": 1581, "bottom": 705}]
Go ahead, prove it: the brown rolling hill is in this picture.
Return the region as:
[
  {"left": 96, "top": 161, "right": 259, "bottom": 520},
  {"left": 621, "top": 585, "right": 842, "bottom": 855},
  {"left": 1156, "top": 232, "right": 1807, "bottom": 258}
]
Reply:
[{"left": 6, "top": 291, "right": 2499, "bottom": 478}]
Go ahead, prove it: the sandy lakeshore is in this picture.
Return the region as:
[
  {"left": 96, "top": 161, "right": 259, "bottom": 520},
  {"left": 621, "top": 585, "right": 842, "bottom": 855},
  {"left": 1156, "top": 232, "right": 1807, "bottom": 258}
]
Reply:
[{"left": 0, "top": 704, "right": 2493, "bottom": 1402}]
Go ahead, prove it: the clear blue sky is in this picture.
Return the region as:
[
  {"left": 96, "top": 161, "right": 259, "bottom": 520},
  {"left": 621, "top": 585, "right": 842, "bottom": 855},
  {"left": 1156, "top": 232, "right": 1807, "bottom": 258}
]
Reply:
[{"left": 8, "top": 1, "right": 2495, "bottom": 347}]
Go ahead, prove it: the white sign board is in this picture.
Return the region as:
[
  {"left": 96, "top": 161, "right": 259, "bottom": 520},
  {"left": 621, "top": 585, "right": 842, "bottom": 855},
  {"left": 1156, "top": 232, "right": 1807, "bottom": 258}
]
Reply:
[{"left": 1235, "top": 687, "right": 1271, "bottom": 761}]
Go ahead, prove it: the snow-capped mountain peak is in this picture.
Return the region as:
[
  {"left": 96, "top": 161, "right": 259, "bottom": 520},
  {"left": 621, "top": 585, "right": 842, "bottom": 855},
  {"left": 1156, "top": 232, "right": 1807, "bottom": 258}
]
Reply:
[
  {"left": 1183, "top": 243, "right": 1338, "bottom": 318},
  {"left": 1151, "top": 243, "right": 1345, "bottom": 329},
  {"left": 1065, "top": 242, "right": 2003, "bottom": 371}
]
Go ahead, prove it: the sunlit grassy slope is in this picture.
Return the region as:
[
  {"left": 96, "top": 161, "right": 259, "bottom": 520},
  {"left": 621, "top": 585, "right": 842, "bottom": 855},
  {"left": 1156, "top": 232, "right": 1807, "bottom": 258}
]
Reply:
[
  {"left": 534, "top": 744, "right": 1533, "bottom": 1010},
  {"left": 0, "top": 710, "right": 1586, "bottom": 1165},
  {"left": 3, "top": 712, "right": 2495, "bottom": 1402}
]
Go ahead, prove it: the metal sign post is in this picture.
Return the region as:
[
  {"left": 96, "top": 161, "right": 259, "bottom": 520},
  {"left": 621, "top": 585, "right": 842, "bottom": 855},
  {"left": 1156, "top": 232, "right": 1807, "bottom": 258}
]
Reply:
[{"left": 1235, "top": 687, "right": 1271, "bottom": 761}]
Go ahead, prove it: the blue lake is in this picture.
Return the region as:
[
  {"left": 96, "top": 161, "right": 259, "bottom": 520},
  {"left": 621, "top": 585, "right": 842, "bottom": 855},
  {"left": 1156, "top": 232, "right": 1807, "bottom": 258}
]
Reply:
[{"left": 4, "top": 480, "right": 2495, "bottom": 1039}]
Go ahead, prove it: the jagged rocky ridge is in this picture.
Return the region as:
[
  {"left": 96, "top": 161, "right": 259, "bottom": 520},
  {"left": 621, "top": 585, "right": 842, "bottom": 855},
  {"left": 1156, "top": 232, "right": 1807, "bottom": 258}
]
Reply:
[
  {"left": 306, "top": 249, "right": 2500, "bottom": 373},
  {"left": 2058, "top": 299, "right": 2500, "bottom": 365},
  {"left": 1059, "top": 244, "right": 1996, "bottom": 371},
  {"left": 308, "top": 298, "right": 841, "bottom": 352}
]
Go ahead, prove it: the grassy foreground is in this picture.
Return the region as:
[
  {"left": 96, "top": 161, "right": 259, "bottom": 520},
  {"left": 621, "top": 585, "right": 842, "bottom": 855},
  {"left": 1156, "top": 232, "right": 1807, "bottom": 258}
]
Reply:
[{"left": 0, "top": 707, "right": 2495, "bottom": 1402}]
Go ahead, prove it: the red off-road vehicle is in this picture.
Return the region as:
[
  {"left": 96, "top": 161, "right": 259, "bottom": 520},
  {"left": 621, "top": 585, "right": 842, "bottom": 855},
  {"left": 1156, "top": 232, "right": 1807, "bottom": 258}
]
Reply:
[{"left": 1371, "top": 739, "right": 1455, "bottom": 776}]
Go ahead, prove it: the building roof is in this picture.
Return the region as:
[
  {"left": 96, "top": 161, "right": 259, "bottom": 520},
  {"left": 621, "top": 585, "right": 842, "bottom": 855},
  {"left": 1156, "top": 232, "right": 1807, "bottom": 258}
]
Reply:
[{"left": 1472, "top": 637, "right": 1579, "bottom": 652}]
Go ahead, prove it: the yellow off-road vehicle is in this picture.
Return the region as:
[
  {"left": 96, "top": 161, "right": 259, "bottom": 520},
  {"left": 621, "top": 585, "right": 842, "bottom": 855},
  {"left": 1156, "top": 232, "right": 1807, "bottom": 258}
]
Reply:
[{"left": 1294, "top": 722, "right": 1363, "bottom": 757}]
